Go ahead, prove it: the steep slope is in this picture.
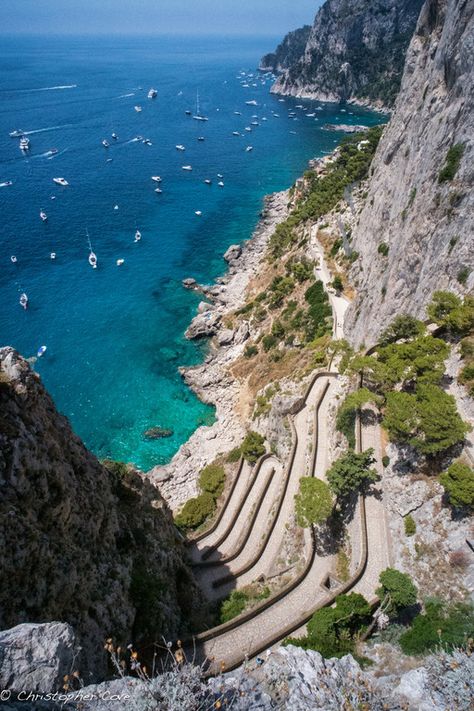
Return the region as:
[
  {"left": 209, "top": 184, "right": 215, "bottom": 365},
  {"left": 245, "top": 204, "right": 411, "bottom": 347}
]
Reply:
[
  {"left": 0, "top": 347, "right": 205, "bottom": 675},
  {"left": 345, "top": 0, "right": 474, "bottom": 347},
  {"left": 266, "top": 0, "right": 424, "bottom": 108},
  {"left": 259, "top": 25, "right": 311, "bottom": 72}
]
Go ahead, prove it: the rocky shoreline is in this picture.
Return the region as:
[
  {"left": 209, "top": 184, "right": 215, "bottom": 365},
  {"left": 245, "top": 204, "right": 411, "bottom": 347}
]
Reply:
[{"left": 149, "top": 190, "right": 290, "bottom": 510}]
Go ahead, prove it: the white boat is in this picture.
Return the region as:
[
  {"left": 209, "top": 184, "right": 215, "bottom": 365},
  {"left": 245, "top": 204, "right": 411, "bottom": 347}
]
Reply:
[
  {"left": 37, "top": 345, "right": 47, "bottom": 357},
  {"left": 47, "top": 148, "right": 59, "bottom": 155},
  {"left": 182, "top": 165, "right": 192, "bottom": 171},
  {"left": 134, "top": 105, "right": 142, "bottom": 112},
  {"left": 154, "top": 187, "right": 163, "bottom": 194},
  {"left": 185, "top": 109, "right": 191, "bottom": 116},
  {"left": 218, "top": 181, "right": 224, "bottom": 187},
  {"left": 102, "top": 139, "right": 109, "bottom": 148},
  {"left": 232, "top": 131, "right": 240, "bottom": 136},
  {"left": 217, "top": 174, "right": 223, "bottom": 179},
  {"left": 245, "top": 146, "right": 253, "bottom": 152},
  {"left": 116, "top": 259, "right": 125, "bottom": 266},
  {"left": 251, "top": 121, "right": 259, "bottom": 126},
  {"left": 234, "top": 111, "right": 242, "bottom": 115},
  {"left": 192, "top": 91, "right": 208, "bottom": 122},
  {"left": 19, "top": 137, "right": 30, "bottom": 151},
  {"left": 10, "top": 255, "right": 17, "bottom": 263},
  {"left": 204, "top": 179, "right": 212, "bottom": 185},
  {"left": 114, "top": 204, "right": 119, "bottom": 210},
  {"left": 40, "top": 210, "right": 48, "bottom": 222},
  {"left": 148, "top": 88, "right": 158, "bottom": 99},
  {"left": 50, "top": 252, "right": 56, "bottom": 260},
  {"left": 143, "top": 138, "right": 152, "bottom": 145},
  {"left": 195, "top": 211, "right": 202, "bottom": 216},
  {"left": 151, "top": 176, "right": 162, "bottom": 183},
  {"left": 245, "top": 100, "right": 258, "bottom": 106},
  {"left": 0, "top": 181, "right": 12, "bottom": 187},
  {"left": 245, "top": 127, "right": 252, "bottom": 132},
  {"left": 19, "top": 292, "right": 28, "bottom": 309},
  {"left": 9, "top": 130, "right": 24, "bottom": 138},
  {"left": 134, "top": 230, "right": 141, "bottom": 242},
  {"left": 111, "top": 133, "right": 118, "bottom": 140},
  {"left": 86, "top": 229, "right": 97, "bottom": 269},
  {"left": 53, "top": 177, "right": 68, "bottom": 186},
  {"left": 175, "top": 144, "right": 186, "bottom": 151},
  {"left": 197, "top": 136, "right": 205, "bottom": 141}
]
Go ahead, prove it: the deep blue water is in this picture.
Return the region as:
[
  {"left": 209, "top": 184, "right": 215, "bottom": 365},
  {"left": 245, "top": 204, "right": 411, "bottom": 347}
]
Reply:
[{"left": 0, "top": 35, "right": 384, "bottom": 469}]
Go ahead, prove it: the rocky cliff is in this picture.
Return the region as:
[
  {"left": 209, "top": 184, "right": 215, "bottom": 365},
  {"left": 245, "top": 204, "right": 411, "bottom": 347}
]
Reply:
[
  {"left": 259, "top": 25, "right": 311, "bottom": 73},
  {"left": 0, "top": 348, "right": 205, "bottom": 676},
  {"left": 345, "top": 0, "right": 474, "bottom": 347},
  {"left": 266, "top": 0, "right": 424, "bottom": 108}
]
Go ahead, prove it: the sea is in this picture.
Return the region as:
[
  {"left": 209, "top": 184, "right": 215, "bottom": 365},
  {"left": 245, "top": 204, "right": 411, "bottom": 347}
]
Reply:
[{"left": 0, "top": 35, "right": 385, "bottom": 470}]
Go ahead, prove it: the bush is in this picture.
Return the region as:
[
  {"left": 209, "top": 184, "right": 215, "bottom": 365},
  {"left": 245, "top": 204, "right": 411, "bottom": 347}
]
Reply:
[
  {"left": 427, "top": 291, "right": 474, "bottom": 336},
  {"left": 438, "top": 143, "right": 465, "bottom": 183},
  {"left": 199, "top": 464, "right": 225, "bottom": 498},
  {"left": 404, "top": 514, "right": 416, "bottom": 537},
  {"left": 174, "top": 492, "right": 216, "bottom": 529},
  {"left": 336, "top": 388, "right": 383, "bottom": 449},
  {"left": 226, "top": 446, "right": 242, "bottom": 463},
  {"left": 379, "top": 315, "right": 425, "bottom": 346},
  {"left": 399, "top": 599, "right": 474, "bottom": 655},
  {"left": 244, "top": 344, "right": 258, "bottom": 359},
  {"left": 241, "top": 431, "right": 265, "bottom": 463},
  {"left": 304, "top": 280, "right": 332, "bottom": 341},
  {"left": 295, "top": 478, "right": 333, "bottom": 527},
  {"left": 376, "top": 568, "right": 417, "bottom": 614},
  {"left": 219, "top": 590, "right": 249, "bottom": 623},
  {"left": 439, "top": 461, "right": 474, "bottom": 509},
  {"left": 457, "top": 267, "right": 470, "bottom": 286},
  {"left": 382, "top": 455, "right": 390, "bottom": 468},
  {"left": 378, "top": 242, "right": 389, "bottom": 257},
  {"left": 327, "top": 449, "right": 378, "bottom": 500},
  {"left": 332, "top": 275, "right": 344, "bottom": 292},
  {"left": 262, "top": 334, "right": 278, "bottom": 352}
]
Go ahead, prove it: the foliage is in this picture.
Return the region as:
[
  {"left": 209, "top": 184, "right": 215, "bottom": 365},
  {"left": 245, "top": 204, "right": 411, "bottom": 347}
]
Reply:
[
  {"left": 262, "top": 334, "right": 278, "bottom": 352},
  {"left": 336, "top": 388, "right": 383, "bottom": 449},
  {"left": 459, "top": 362, "right": 474, "bottom": 397},
  {"left": 427, "top": 291, "right": 474, "bottom": 336},
  {"left": 304, "top": 280, "right": 333, "bottom": 341},
  {"left": 174, "top": 492, "right": 216, "bottom": 530},
  {"left": 376, "top": 568, "right": 417, "bottom": 614},
  {"left": 457, "top": 267, "right": 470, "bottom": 286},
  {"left": 327, "top": 449, "right": 378, "bottom": 500},
  {"left": 404, "top": 514, "right": 416, "bottom": 537},
  {"left": 244, "top": 344, "right": 258, "bottom": 359},
  {"left": 382, "top": 455, "right": 390, "bottom": 468},
  {"left": 399, "top": 599, "right": 474, "bottom": 655},
  {"left": 226, "top": 446, "right": 242, "bottom": 463},
  {"left": 377, "top": 242, "right": 389, "bottom": 257},
  {"left": 199, "top": 464, "right": 225, "bottom": 499},
  {"left": 439, "top": 461, "right": 474, "bottom": 509},
  {"left": 240, "top": 431, "right": 265, "bottom": 463},
  {"left": 331, "top": 275, "right": 344, "bottom": 292},
  {"left": 219, "top": 590, "right": 249, "bottom": 623},
  {"left": 377, "top": 336, "right": 450, "bottom": 388},
  {"left": 295, "top": 477, "right": 333, "bottom": 527},
  {"left": 384, "top": 385, "right": 469, "bottom": 456},
  {"left": 379, "top": 315, "right": 426, "bottom": 346},
  {"left": 438, "top": 143, "right": 465, "bottom": 183},
  {"left": 289, "top": 257, "right": 314, "bottom": 283}
]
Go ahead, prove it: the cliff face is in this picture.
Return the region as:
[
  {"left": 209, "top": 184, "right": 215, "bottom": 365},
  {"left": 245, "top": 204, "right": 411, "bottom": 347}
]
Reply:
[
  {"left": 267, "top": 0, "right": 424, "bottom": 108},
  {"left": 260, "top": 25, "right": 311, "bottom": 72},
  {"left": 345, "top": 0, "right": 474, "bottom": 347},
  {"left": 0, "top": 348, "right": 204, "bottom": 675}
]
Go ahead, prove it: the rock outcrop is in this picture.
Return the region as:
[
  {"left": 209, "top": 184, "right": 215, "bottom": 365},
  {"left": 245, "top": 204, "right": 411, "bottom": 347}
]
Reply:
[
  {"left": 265, "top": 0, "right": 424, "bottom": 108},
  {"left": 260, "top": 25, "right": 312, "bottom": 73},
  {"left": 345, "top": 0, "right": 474, "bottom": 347},
  {"left": 0, "top": 348, "right": 205, "bottom": 676}
]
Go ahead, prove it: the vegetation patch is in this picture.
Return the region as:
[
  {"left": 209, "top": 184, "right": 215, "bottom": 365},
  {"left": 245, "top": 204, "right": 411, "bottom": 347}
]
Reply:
[
  {"left": 438, "top": 143, "right": 465, "bottom": 183},
  {"left": 400, "top": 599, "right": 474, "bottom": 655},
  {"left": 439, "top": 461, "right": 474, "bottom": 510},
  {"left": 199, "top": 463, "right": 226, "bottom": 498},
  {"left": 294, "top": 477, "right": 333, "bottom": 527}
]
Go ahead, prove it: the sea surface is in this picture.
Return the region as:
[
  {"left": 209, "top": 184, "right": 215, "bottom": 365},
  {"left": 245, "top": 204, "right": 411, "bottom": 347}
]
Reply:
[{"left": 0, "top": 35, "right": 385, "bottom": 469}]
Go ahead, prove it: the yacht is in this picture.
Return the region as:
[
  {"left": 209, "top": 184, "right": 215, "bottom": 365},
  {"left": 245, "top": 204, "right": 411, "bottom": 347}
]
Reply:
[
  {"left": 175, "top": 144, "right": 186, "bottom": 151},
  {"left": 86, "top": 229, "right": 97, "bottom": 269},
  {"left": 204, "top": 179, "right": 212, "bottom": 185},
  {"left": 143, "top": 138, "right": 152, "bottom": 145},
  {"left": 154, "top": 187, "right": 163, "bottom": 194},
  {"left": 19, "top": 137, "right": 30, "bottom": 151},
  {"left": 148, "top": 88, "right": 158, "bottom": 99},
  {"left": 245, "top": 146, "right": 253, "bottom": 152},
  {"left": 151, "top": 176, "right": 162, "bottom": 183},
  {"left": 232, "top": 131, "right": 240, "bottom": 136},
  {"left": 217, "top": 174, "right": 223, "bottom": 179},
  {"left": 10, "top": 255, "right": 17, "bottom": 263},
  {"left": 116, "top": 259, "right": 125, "bottom": 266},
  {"left": 53, "top": 177, "right": 68, "bottom": 186},
  {"left": 0, "top": 181, "right": 13, "bottom": 187},
  {"left": 192, "top": 91, "right": 208, "bottom": 122},
  {"left": 48, "top": 148, "right": 59, "bottom": 155},
  {"left": 251, "top": 121, "right": 259, "bottom": 126},
  {"left": 102, "top": 139, "right": 109, "bottom": 148},
  {"left": 9, "top": 129, "right": 24, "bottom": 138},
  {"left": 182, "top": 165, "right": 192, "bottom": 171},
  {"left": 50, "top": 252, "right": 56, "bottom": 260},
  {"left": 19, "top": 293, "right": 28, "bottom": 310},
  {"left": 111, "top": 133, "right": 118, "bottom": 140},
  {"left": 134, "top": 105, "right": 142, "bottom": 112},
  {"left": 245, "top": 100, "right": 258, "bottom": 106},
  {"left": 40, "top": 210, "right": 48, "bottom": 222},
  {"left": 218, "top": 181, "right": 224, "bottom": 187},
  {"left": 134, "top": 230, "right": 141, "bottom": 242},
  {"left": 245, "top": 127, "right": 252, "bottom": 132}
]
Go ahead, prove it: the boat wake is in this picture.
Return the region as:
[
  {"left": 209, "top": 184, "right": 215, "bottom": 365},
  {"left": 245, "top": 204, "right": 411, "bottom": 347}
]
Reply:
[
  {"left": 117, "top": 92, "right": 135, "bottom": 98},
  {"left": 23, "top": 124, "right": 74, "bottom": 135},
  {"left": 30, "top": 84, "right": 77, "bottom": 92},
  {"left": 46, "top": 148, "right": 67, "bottom": 160}
]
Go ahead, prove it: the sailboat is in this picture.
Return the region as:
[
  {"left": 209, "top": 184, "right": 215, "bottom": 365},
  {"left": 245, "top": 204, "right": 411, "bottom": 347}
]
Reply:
[
  {"left": 134, "top": 230, "right": 141, "bottom": 242},
  {"left": 192, "top": 91, "right": 208, "bottom": 122},
  {"left": 40, "top": 210, "right": 48, "bottom": 222},
  {"left": 86, "top": 229, "right": 97, "bottom": 269}
]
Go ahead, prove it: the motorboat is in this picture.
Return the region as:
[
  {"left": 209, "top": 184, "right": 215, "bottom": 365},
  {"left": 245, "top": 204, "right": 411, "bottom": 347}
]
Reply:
[
  {"left": 192, "top": 91, "right": 208, "bottom": 122},
  {"left": 10, "top": 255, "right": 17, "bottom": 263},
  {"left": 245, "top": 146, "right": 253, "bottom": 152},
  {"left": 195, "top": 211, "right": 202, "bottom": 216},
  {"left": 102, "top": 139, "right": 110, "bottom": 148},
  {"left": 19, "top": 136, "right": 30, "bottom": 151},
  {"left": 182, "top": 165, "right": 192, "bottom": 171},
  {"left": 53, "top": 177, "right": 68, "bottom": 186},
  {"left": 111, "top": 133, "right": 118, "bottom": 140},
  {"left": 9, "top": 130, "right": 24, "bottom": 138},
  {"left": 0, "top": 181, "right": 12, "bottom": 187},
  {"left": 134, "top": 230, "right": 141, "bottom": 242},
  {"left": 176, "top": 144, "right": 186, "bottom": 151},
  {"left": 218, "top": 181, "right": 224, "bottom": 187},
  {"left": 154, "top": 187, "right": 163, "bottom": 194},
  {"left": 114, "top": 204, "right": 119, "bottom": 210},
  {"left": 245, "top": 100, "right": 258, "bottom": 106},
  {"left": 143, "top": 138, "right": 152, "bottom": 145},
  {"left": 37, "top": 345, "right": 47, "bottom": 357},
  {"left": 50, "top": 252, "right": 56, "bottom": 260},
  {"left": 40, "top": 210, "right": 48, "bottom": 222},
  {"left": 151, "top": 176, "right": 162, "bottom": 182},
  {"left": 134, "top": 105, "right": 142, "bottom": 112},
  {"left": 197, "top": 136, "right": 205, "bottom": 141},
  {"left": 148, "top": 88, "right": 158, "bottom": 99},
  {"left": 86, "top": 229, "right": 97, "bottom": 269},
  {"left": 245, "top": 127, "right": 252, "bottom": 132},
  {"left": 217, "top": 174, "right": 223, "bottom": 179},
  {"left": 232, "top": 131, "right": 240, "bottom": 136},
  {"left": 251, "top": 121, "right": 259, "bottom": 126},
  {"left": 234, "top": 111, "right": 242, "bottom": 115},
  {"left": 185, "top": 110, "right": 191, "bottom": 116},
  {"left": 116, "top": 259, "right": 125, "bottom": 266},
  {"left": 19, "top": 292, "right": 28, "bottom": 309},
  {"left": 204, "top": 179, "right": 212, "bottom": 185}
]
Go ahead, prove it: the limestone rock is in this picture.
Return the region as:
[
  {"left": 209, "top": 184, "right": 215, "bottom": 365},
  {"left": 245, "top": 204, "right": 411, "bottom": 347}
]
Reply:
[
  {"left": 197, "top": 300, "right": 215, "bottom": 314},
  {"left": 223, "top": 244, "right": 242, "bottom": 263},
  {"left": 185, "top": 311, "right": 221, "bottom": 339},
  {"left": 217, "top": 329, "right": 235, "bottom": 346},
  {"left": 182, "top": 277, "right": 197, "bottom": 288}
]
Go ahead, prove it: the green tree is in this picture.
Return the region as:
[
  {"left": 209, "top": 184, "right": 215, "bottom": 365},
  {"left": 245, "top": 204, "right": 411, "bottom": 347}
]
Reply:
[
  {"left": 383, "top": 391, "right": 418, "bottom": 443},
  {"left": 400, "top": 599, "right": 474, "bottom": 655},
  {"left": 327, "top": 449, "right": 378, "bottom": 500},
  {"left": 331, "top": 275, "right": 344, "bottom": 292},
  {"left": 241, "top": 431, "right": 266, "bottom": 463},
  {"left": 377, "top": 336, "right": 449, "bottom": 387},
  {"left": 295, "top": 477, "right": 333, "bottom": 527},
  {"left": 439, "top": 461, "right": 474, "bottom": 509},
  {"left": 174, "top": 492, "right": 216, "bottom": 529},
  {"left": 199, "top": 463, "right": 226, "bottom": 498},
  {"left": 219, "top": 590, "right": 249, "bottom": 623},
  {"left": 336, "top": 388, "right": 384, "bottom": 449},
  {"left": 379, "top": 315, "right": 426, "bottom": 346},
  {"left": 376, "top": 568, "right": 417, "bottom": 615},
  {"left": 427, "top": 292, "right": 474, "bottom": 336}
]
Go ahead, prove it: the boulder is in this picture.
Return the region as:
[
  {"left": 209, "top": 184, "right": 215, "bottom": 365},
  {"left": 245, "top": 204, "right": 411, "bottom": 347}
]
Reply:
[
  {"left": 217, "top": 329, "right": 235, "bottom": 346},
  {"left": 197, "top": 301, "right": 215, "bottom": 314},
  {"left": 182, "top": 278, "right": 197, "bottom": 288},
  {"left": 234, "top": 322, "right": 250, "bottom": 345},
  {"left": 223, "top": 244, "right": 242, "bottom": 263},
  {"left": 185, "top": 311, "right": 221, "bottom": 340},
  {"left": 144, "top": 427, "right": 174, "bottom": 439}
]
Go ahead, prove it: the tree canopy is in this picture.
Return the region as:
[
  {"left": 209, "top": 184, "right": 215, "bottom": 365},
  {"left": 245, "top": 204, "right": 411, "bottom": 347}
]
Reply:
[
  {"left": 439, "top": 461, "right": 474, "bottom": 509},
  {"left": 379, "top": 314, "right": 426, "bottom": 346},
  {"left": 376, "top": 568, "right": 417, "bottom": 614},
  {"left": 326, "top": 449, "right": 378, "bottom": 500},
  {"left": 295, "top": 477, "right": 333, "bottom": 527},
  {"left": 427, "top": 291, "right": 474, "bottom": 336},
  {"left": 240, "top": 431, "right": 266, "bottom": 464}
]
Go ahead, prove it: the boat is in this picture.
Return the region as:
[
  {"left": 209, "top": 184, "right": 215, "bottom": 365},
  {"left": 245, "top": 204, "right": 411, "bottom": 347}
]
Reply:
[
  {"left": 234, "top": 111, "right": 242, "bottom": 115},
  {"left": 102, "top": 139, "right": 110, "bottom": 148},
  {"left": 245, "top": 146, "right": 253, "bottom": 152},
  {"left": 218, "top": 181, "right": 224, "bottom": 187},
  {"left": 245, "top": 127, "right": 252, "bottom": 132},
  {"left": 197, "top": 136, "right": 205, "bottom": 141},
  {"left": 19, "top": 293, "right": 28, "bottom": 309},
  {"left": 195, "top": 211, "right": 202, "bottom": 216},
  {"left": 0, "top": 181, "right": 12, "bottom": 187},
  {"left": 245, "top": 100, "right": 258, "bottom": 106},
  {"left": 134, "top": 105, "right": 142, "bottom": 112},
  {"left": 19, "top": 137, "right": 30, "bottom": 151},
  {"left": 192, "top": 91, "right": 208, "bottom": 122},
  {"left": 204, "top": 179, "right": 212, "bottom": 185},
  {"left": 50, "top": 252, "right": 56, "bottom": 260},
  {"left": 86, "top": 229, "right": 97, "bottom": 269},
  {"left": 154, "top": 187, "right": 163, "bottom": 194},
  {"left": 151, "top": 176, "right": 162, "bottom": 183},
  {"left": 148, "top": 88, "right": 158, "bottom": 99},
  {"left": 217, "top": 174, "right": 223, "bottom": 179},
  {"left": 40, "top": 210, "right": 48, "bottom": 222},
  {"left": 185, "top": 110, "right": 191, "bottom": 116},
  {"left": 182, "top": 165, "right": 192, "bottom": 171},
  {"left": 143, "top": 138, "right": 152, "bottom": 145},
  {"left": 10, "top": 255, "right": 17, "bottom": 263},
  {"left": 175, "top": 144, "right": 186, "bottom": 151},
  {"left": 37, "top": 345, "right": 47, "bottom": 357},
  {"left": 53, "top": 177, "right": 68, "bottom": 186},
  {"left": 111, "top": 133, "right": 118, "bottom": 140},
  {"left": 114, "top": 204, "right": 119, "bottom": 210},
  {"left": 232, "top": 131, "right": 240, "bottom": 136},
  {"left": 116, "top": 259, "right": 125, "bottom": 266},
  {"left": 134, "top": 230, "right": 141, "bottom": 242},
  {"left": 9, "top": 130, "right": 24, "bottom": 138},
  {"left": 251, "top": 121, "right": 259, "bottom": 126}
]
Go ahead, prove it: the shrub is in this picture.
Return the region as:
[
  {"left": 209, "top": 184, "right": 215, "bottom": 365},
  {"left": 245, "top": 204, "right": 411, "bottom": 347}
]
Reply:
[
  {"left": 439, "top": 461, "right": 474, "bottom": 509},
  {"left": 244, "top": 344, "right": 258, "bottom": 359},
  {"left": 404, "top": 514, "right": 416, "bottom": 537},
  {"left": 174, "top": 492, "right": 216, "bottom": 529},
  {"left": 262, "top": 334, "right": 278, "bottom": 352},
  {"left": 457, "top": 267, "right": 470, "bottom": 286},
  {"left": 331, "top": 275, "right": 344, "bottom": 292},
  {"left": 241, "top": 431, "right": 265, "bottom": 463},
  {"left": 327, "top": 449, "right": 378, "bottom": 500},
  {"left": 376, "top": 568, "right": 417, "bottom": 614},
  {"left": 226, "top": 446, "right": 242, "bottom": 463},
  {"left": 199, "top": 464, "right": 225, "bottom": 498},
  {"left": 378, "top": 242, "right": 389, "bottom": 257},
  {"left": 379, "top": 315, "right": 425, "bottom": 346},
  {"left": 428, "top": 291, "right": 474, "bottom": 335},
  {"left": 304, "top": 280, "right": 332, "bottom": 341},
  {"left": 336, "top": 388, "right": 383, "bottom": 449},
  {"left": 399, "top": 599, "right": 474, "bottom": 655},
  {"left": 438, "top": 143, "right": 465, "bottom": 183},
  {"left": 219, "top": 590, "right": 249, "bottom": 623},
  {"left": 295, "top": 477, "right": 333, "bottom": 527},
  {"left": 382, "top": 455, "right": 390, "bottom": 468}
]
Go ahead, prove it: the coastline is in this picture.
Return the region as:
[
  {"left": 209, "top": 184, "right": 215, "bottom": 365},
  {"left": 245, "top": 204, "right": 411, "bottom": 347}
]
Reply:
[
  {"left": 268, "top": 80, "right": 391, "bottom": 115},
  {"left": 149, "top": 190, "right": 290, "bottom": 510}
]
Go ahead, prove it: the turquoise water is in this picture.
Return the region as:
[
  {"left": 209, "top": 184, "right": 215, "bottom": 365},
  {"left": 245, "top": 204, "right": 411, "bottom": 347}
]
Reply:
[{"left": 0, "top": 35, "right": 384, "bottom": 469}]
